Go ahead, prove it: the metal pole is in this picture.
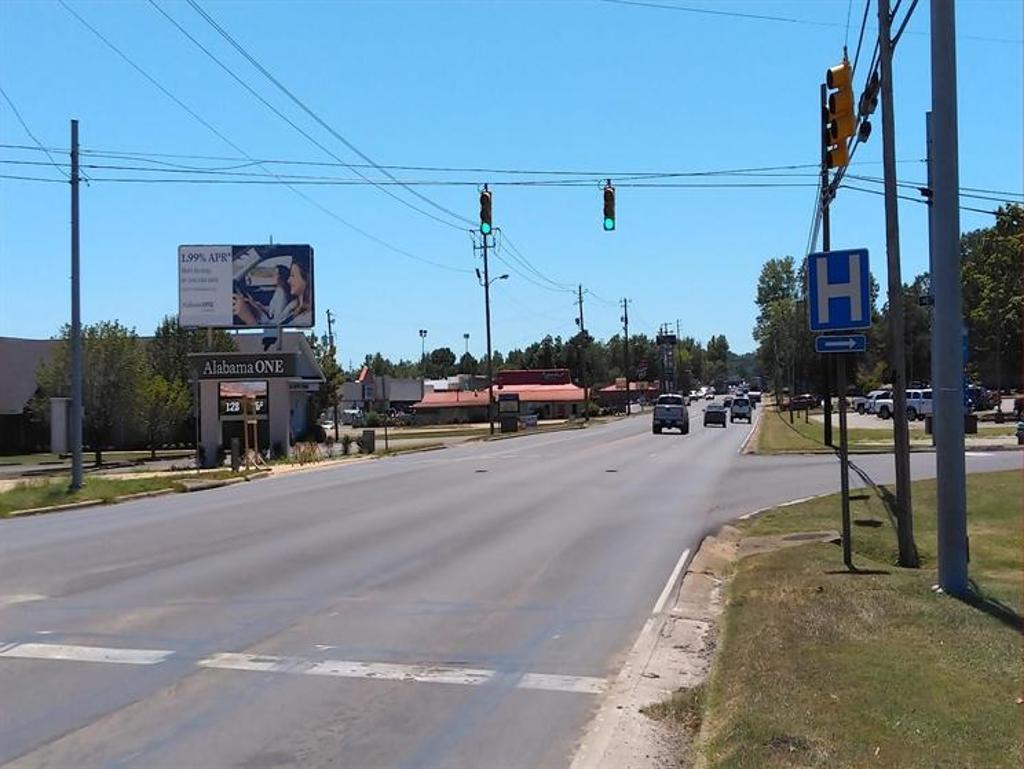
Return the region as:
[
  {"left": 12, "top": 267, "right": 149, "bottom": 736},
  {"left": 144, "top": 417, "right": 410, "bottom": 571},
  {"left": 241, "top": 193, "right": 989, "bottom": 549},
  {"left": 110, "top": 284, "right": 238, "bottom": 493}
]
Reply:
[
  {"left": 622, "top": 299, "right": 630, "bottom": 415},
  {"left": 838, "top": 354, "right": 854, "bottom": 569},
  {"left": 327, "top": 309, "right": 339, "bottom": 442},
  {"left": 578, "top": 285, "right": 588, "bottom": 421},
  {"left": 820, "top": 82, "right": 834, "bottom": 448},
  {"left": 69, "top": 120, "right": 83, "bottom": 490},
  {"left": 483, "top": 229, "right": 495, "bottom": 436},
  {"left": 930, "top": 0, "right": 968, "bottom": 595},
  {"left": 878, "top": 0, "right": 919, "bottom": 567}
]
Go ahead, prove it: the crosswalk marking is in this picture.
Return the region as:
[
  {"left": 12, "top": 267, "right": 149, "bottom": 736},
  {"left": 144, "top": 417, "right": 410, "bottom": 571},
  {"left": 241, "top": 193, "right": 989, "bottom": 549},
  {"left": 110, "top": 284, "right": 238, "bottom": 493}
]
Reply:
[
  {"left": 0, "top": 642, "right": 173, "bottom": 665},
  {"left": 0, "top": 642, "right": 606, "bottom": 695}
]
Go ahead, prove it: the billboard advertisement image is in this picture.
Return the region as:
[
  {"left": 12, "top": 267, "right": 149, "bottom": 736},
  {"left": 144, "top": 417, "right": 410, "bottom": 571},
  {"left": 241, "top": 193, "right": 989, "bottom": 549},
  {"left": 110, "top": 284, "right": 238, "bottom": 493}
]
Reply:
[{"left": 179, "top": 244, "right": 314, "bottom": 329}]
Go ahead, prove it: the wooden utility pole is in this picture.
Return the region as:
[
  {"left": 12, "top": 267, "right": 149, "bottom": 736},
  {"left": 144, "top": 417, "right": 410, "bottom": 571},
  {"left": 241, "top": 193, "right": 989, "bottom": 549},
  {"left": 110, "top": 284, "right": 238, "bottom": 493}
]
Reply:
[{"left": 878, "top": 0, "right": 919, "bottom": 567}]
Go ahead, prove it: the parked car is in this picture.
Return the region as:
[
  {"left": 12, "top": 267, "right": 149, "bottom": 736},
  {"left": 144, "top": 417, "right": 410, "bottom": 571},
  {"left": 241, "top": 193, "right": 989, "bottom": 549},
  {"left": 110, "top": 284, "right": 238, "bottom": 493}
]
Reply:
[
  {"left": 652, "top": 393, "right": 690, "bottom": 435},
  {"left": 703, "top": 403, "right": 727, "bottom": 427},
  {"left": 730, "top": 396, "right": 752, "bottom": 423},
  {"left": 966, "top": 385, "right": 995, "bottom": 411},
  {"left": 856, "top": 389, "right": 886, "bottom": 414},
  {"left": 875, "top": 389, "right": 935, "bottom": 420},
  {"left": 785, "top": 393, "right": 820, "bottom": 411}
]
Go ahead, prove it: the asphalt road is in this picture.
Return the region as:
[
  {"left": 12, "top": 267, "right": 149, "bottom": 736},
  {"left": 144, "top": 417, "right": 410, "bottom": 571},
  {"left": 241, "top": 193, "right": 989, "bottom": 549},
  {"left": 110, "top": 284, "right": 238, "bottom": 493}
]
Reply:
[{"left": 0, "top": 411, "right": 1017, "bottom": 768}]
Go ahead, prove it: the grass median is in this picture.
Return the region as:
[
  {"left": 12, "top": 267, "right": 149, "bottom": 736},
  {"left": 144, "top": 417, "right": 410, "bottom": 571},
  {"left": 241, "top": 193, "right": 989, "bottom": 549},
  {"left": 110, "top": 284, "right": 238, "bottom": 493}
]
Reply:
[
  {"left": 691, "top": 470, "right": 1022, "bottom": 768},
  {"left": 0, "top": 471, "right": 251, "bottom": 517}
]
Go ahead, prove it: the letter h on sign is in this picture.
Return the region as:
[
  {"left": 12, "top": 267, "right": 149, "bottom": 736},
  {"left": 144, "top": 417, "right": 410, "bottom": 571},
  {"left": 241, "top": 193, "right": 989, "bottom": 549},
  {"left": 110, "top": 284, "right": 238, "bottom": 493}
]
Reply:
[{"left": 807, "top": 248, "right": 871, "bottom": 332}]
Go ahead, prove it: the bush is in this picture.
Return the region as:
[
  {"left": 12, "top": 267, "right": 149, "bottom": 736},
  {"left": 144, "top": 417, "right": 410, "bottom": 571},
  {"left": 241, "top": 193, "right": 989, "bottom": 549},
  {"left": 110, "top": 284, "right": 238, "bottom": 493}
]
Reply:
[
  {"left": 291, "top": 442, "right": 321, "bottom": 465},
  {"left": 365, "top": 411, "right": 382, "bottom": 428},
  {"left": 324, "top": 435, "right": 335, "bottom": 458},
  {"left": 341, "top": 434, "right": 352, "bottom": 455}
]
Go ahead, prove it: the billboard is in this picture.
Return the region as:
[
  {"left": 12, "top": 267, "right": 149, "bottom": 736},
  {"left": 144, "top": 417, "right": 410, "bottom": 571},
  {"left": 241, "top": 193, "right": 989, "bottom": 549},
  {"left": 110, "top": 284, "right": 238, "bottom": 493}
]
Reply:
[{"left": 179, "top": 244, "right": 314, "bottom": 329}]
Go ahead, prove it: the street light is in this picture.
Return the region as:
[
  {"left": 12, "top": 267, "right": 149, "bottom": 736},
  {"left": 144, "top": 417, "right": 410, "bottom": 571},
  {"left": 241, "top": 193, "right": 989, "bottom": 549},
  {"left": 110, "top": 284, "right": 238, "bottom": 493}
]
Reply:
[
  {"left": 476, "top": 267, "right": 508, "bottom": 435},
  {"left": 419, "top": 328, "right": 428, "bottom": 384}
]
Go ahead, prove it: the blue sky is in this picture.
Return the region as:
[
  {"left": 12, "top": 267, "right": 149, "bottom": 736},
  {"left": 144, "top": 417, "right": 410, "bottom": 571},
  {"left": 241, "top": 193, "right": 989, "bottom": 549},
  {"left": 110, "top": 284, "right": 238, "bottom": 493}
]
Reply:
[{"left": 1, "top": 0, "right": 1021, "bottom": 364}]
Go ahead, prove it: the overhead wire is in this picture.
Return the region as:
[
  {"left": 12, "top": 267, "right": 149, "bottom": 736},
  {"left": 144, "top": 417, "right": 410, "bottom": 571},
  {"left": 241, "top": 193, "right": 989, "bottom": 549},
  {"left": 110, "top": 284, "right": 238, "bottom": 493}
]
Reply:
[
  {"left": 184, "top": 0, "right": 475, "bottom": 229},
  {"left": 0, "top": 84, "right": 70, "bottom": 180},
  {"left": 147, "top": 0, "right": 465, "bottom": 232},
  {"left": 56, "top": 0, "right": 472, "bottom": 275}
]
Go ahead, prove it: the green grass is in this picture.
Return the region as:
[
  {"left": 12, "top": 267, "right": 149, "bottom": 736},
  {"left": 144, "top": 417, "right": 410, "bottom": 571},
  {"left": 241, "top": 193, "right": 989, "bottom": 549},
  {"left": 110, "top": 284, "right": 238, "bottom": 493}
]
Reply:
[
  {"left": 755, "top": 407, "right": 1018, "bottom": 454},
  {"left": 0, "top": 470, "right": 247, "bottom": 517},
  {"left": 695, "top": 470, "right": 1023, "bottom": 769}
]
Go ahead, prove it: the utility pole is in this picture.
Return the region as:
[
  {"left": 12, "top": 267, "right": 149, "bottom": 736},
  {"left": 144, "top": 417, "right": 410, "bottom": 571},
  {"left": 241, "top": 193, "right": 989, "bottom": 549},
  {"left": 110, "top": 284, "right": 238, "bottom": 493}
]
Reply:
[
  {"left": 930, "top": 0, "right": 967, "bottom": 595},
  {"left": 326, "top": 309, "right": 339, "bottom": 441},
  {"left": 69, "top": 120, "right": 83, "bottom": 490},
  {"left": 820, "top": 82, "right": 834, "bottom": 447},
  {"left": 621, "top": 299, "right": 630, "bottom": 415},
  {"left": 878, "top": 0, "right": 919, "bottom": 567},
  {"left": 483, "top": 226, "right": 495, "bottom": 436},
  {"left": 463, "top": 332, "right": 470, "bottom": 358},
  {"left": 577, "top": 285, "right": 588, "bottom": 421}
]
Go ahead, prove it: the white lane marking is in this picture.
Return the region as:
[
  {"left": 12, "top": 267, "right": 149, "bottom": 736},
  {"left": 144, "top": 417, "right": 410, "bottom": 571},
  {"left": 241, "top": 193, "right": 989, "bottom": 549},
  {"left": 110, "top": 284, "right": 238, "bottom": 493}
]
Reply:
[
  {"left": 198, "top": 652, "right": 605, "bottom": 694},
  {"left": 651, "top": 547, "right": 691, "bottom": 615},
  {"left": 518, "top": 672, "right": 606, "bottom": 694},
  {"left": 738, "top": 491, "right": 832, "bottom": 520},
  {"left": 0, "top": 642, "right": 172, "bottom": 665},
  {"left": 965, "top": 451, "right": 994, "bottom": 457},
  {"left": 737, "top": 410, "right": 760, "bottom": 454},
  {"left": 0, "top": 594, "right": 46, "bottom": 608}
]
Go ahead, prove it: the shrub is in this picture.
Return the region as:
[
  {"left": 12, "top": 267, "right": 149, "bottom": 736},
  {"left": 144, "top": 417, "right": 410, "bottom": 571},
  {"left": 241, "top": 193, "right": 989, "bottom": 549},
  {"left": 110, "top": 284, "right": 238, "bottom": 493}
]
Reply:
[
  {"left": 365, "top": 411, "right": 382, "bottom": 428},
  {"left": 341, "top": 434, "right": 352, "bottom": 455}
]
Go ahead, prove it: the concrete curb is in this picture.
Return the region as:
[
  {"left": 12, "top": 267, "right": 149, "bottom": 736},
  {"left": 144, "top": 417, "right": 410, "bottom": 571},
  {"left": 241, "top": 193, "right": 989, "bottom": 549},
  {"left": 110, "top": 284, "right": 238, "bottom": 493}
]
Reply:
[
  {"left": 569, "top": 525, "right": 742, "bottom": 769},
  {"left": 5, "top": 471, "right": 271, "bottom": 519},
  {"left": 8, "top": 487, "right": 178, "bottom": 518}
]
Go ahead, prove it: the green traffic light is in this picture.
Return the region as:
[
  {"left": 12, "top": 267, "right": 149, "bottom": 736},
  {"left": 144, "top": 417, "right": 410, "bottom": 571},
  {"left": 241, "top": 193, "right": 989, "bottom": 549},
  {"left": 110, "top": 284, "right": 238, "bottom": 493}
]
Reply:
[
  {"left": 603, "top": 217, "right": 615, "bottom": 231},
  {"left": 480, "top": 222, "right": 492, "bottom": 235}
]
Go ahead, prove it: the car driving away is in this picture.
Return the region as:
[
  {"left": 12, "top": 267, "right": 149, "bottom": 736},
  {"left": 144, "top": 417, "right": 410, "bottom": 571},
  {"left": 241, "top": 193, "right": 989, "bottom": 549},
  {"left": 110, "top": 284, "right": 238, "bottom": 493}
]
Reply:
[
  {"left": 730, "top": 396, "right": 752, "bottom": 423},
  {"left": 703, "top": 402, "right": 727, "bottom": 427},
  {"left": 652, "top": 393, "right": 689, "bottom": 434}
]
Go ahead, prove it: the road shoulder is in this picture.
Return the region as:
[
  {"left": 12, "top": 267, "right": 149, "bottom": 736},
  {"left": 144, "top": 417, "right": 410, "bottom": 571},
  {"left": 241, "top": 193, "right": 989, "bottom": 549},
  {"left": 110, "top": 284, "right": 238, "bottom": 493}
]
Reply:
[{"left": 569, "top": 526, "right": 741, "bottom": 769}]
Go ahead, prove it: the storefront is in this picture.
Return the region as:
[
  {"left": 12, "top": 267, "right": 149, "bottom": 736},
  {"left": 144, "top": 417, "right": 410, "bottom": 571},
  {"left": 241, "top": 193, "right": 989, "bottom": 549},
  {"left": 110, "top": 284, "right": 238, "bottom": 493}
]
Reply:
[{"left": 191, "top": 338, "right": 325, "bottom": 466}]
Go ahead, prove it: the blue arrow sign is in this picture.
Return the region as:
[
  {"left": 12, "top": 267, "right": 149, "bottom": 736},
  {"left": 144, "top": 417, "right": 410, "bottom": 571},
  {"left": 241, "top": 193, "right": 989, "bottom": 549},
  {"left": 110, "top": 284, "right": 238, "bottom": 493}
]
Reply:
[
  {"left": 807, "top": 248, "right": 872, "bottom": 332},
  {"left": 815, "top": 334, "right": 867, "bottom": 354}
]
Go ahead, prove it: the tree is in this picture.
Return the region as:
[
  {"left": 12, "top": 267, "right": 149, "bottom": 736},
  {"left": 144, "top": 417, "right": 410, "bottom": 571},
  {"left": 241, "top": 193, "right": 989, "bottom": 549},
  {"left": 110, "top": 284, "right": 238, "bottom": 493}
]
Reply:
[
  {"left": 458, "top": 352, "right": 479, "bottom": 375},
  {"left": 427, "top": 347, "right": 457, "bottom": 378},
  {"left": 308, "top": 333, "right": 345, "bottom": 437},
  {"left": 962, "top": 204, "right": 1023, "bottom": 398},
  {"left": 36, "top": 321, "right": 148, "bottom": 466},
  {"left": 149, "top": 315, "right": 235, "bottom": 385},
  {"left": 705, "top": 334, "right": 730, "bottom": 387},
  {"left": 138, "top": 372, "right": 190, "bottom": 459}
]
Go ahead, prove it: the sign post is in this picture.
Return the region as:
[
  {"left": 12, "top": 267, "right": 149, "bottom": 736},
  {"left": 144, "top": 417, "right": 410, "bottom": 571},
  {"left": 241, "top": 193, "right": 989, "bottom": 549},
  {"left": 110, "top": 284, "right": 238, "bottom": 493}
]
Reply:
[{"left": 808, "top": 248, "right": 872, "bottom": 571}]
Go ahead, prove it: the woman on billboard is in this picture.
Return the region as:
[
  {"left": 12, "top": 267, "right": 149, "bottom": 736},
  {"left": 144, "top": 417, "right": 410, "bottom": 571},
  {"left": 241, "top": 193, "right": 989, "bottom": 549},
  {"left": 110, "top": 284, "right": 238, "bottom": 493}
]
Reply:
[{"left": 232, "top": 251, "right": 312, "bottom": 327}]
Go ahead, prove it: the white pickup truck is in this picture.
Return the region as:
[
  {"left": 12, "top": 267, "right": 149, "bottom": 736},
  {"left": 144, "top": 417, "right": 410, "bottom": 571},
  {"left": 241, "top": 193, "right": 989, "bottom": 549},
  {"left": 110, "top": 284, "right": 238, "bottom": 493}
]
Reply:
[
  {"left": 874, "top": 389, "right": 933, "bottom": 420},
  {"left": 652, "top": 394, "right": 690, "bottom": 434}
]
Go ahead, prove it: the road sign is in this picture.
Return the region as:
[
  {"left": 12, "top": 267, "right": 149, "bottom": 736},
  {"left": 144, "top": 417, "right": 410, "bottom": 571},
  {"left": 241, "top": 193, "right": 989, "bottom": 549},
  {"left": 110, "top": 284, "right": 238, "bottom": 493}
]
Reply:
[
  {"left": 807, "top": 248, "right": 871, "bottom": 332},
  {"left": 815, "top": 334, "right": 867, "bottom": 353}
]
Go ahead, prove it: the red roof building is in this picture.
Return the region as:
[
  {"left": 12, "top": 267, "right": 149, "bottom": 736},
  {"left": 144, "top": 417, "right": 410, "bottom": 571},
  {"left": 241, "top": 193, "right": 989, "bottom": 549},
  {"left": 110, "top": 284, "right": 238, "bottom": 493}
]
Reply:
[{"left": 411, "top": 369, "right": 585, "bottom": 424}]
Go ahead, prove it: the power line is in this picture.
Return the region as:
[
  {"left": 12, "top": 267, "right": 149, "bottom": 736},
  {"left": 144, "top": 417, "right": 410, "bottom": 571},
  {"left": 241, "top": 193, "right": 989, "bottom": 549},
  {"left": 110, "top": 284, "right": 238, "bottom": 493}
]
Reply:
[
  {"left": 0, "top": 84, "right": 69, "bottom": 180},
  {"left": 600, "top": 0, "right": 1021, "bottom": 44},
  {"left": 850, "top": 0, "right": 872, "bottom": 79},
  {"left": 57, "top": 0, "right": 471, "bottom": 276},
  {"left": 185, "top": 0, "right": 475, "bottom": 229},
  {"left": 147, "top": 0, "right": 466, "bottom": 233}
]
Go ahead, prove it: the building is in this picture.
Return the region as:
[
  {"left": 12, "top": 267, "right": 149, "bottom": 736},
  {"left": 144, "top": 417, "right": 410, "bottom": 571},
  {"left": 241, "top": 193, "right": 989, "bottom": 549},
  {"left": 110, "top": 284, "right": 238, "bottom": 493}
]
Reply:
[
  {"left": 410, "top": 368, "right": 585, "bottom": 424},
  {"left": 340, "top": 367, "right": 424, "bottom": 414},
  {"left": 596, "top": 378, "right": 661, "bottom": 410},
  {"left": 0, "top": 337, "right": 60, "bottom": 453}
]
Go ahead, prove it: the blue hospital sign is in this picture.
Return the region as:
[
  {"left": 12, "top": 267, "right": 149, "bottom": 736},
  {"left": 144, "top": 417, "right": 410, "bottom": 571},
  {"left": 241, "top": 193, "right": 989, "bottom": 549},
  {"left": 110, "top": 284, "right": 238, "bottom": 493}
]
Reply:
[{"left": 807, "top": 248, "right": 871, "bottom": 332}]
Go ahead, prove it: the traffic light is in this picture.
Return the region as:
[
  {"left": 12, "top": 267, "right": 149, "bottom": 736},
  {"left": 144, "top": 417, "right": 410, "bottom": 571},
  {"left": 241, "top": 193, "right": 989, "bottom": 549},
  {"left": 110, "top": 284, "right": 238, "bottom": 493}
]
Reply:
[
  {"left": 603, "top": 181, "right": 615, "bottom": 231},
  {"left": 479, "top": 188, "right": 493, "bottom": 235},
  {"left": 825, "top": 60, "right": 855, "bottom": 168}
]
